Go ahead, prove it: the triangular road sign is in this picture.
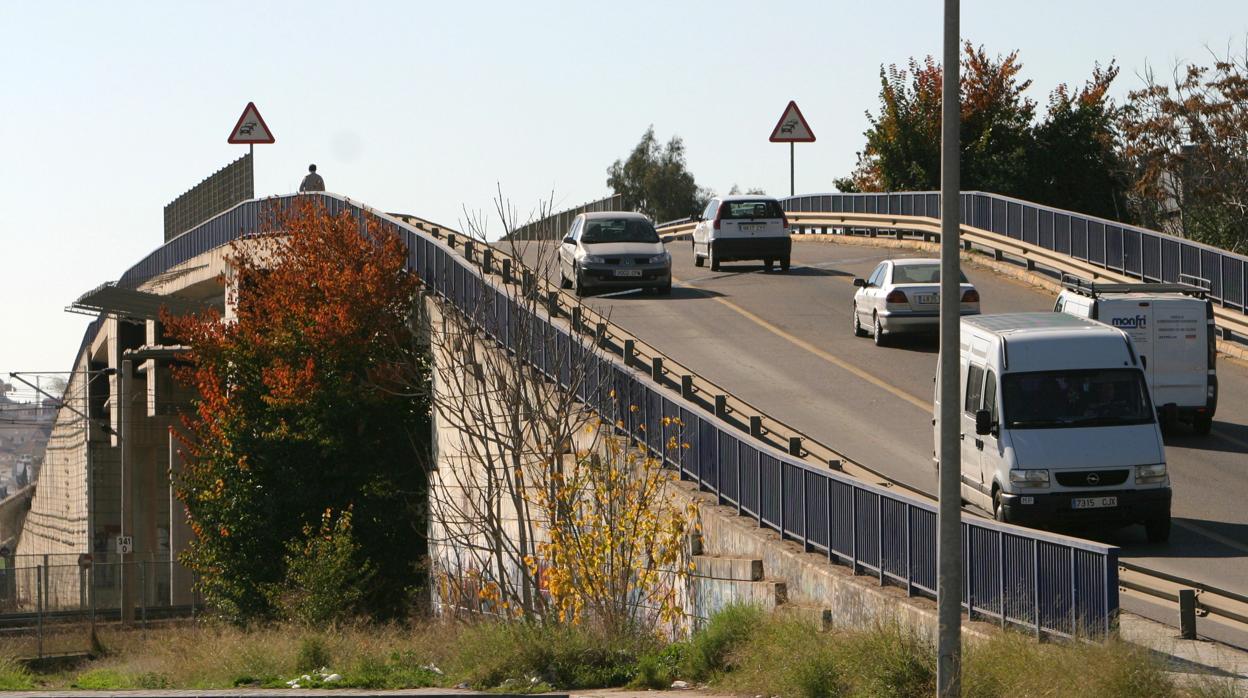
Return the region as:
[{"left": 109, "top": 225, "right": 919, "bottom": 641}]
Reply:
[
  {"left": 769, "top": 100, "right": 815, "bottom": 143},
  {"left": 227, "top": 102, "right": 275, "bottom": 144}
]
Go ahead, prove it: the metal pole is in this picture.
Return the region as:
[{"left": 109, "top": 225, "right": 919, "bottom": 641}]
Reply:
[
  {"left": 937, "top": 0, "right": 963, "bottom": 695},
  {"left": 790, "top": 142, "right": 795, "bottom": 197},
  {"left": 36, "top": 564, "right": 44, "bottom": 659}
]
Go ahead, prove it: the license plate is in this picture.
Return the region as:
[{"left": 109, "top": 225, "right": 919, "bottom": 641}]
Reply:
[
  {"left": 1071, "top": 496, "right": 1117, "bottom": 510},
  {"left": 916, "top": 293, "right": 938, "bottom": 304},
  {"left": 613, "top": 269, "right": 642, "bottom": 277},
  {"left": 740, "top": 223, "right": 765, "bottom": 232}
]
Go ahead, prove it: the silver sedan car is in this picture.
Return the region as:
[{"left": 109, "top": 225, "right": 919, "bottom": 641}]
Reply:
[
  {"left": 558, "top": 212, "right": 672, "bottom": 296},
  {"left": 851, "top": 258, "right": 980, "bottom": 345}
]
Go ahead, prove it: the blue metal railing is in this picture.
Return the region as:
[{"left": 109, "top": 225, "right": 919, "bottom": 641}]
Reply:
[
  {"left": 781, "top": 191, "right": 1248, "bottom": 320},
  {"left": 105, "top": 192, "right": 1119, "bottom": 638}
]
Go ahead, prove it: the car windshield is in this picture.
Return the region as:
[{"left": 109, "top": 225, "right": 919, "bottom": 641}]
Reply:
[
  {"left": 581, "top": 218, "right": 659, "bottom": 244},
  {"left": 720, "top": 200, "right": 785, "bottom": 220},
  {"left": 891, "top": 264, "right": 969, "bottom": 284},
  {"left": 1001, "top": 368, "right": 1154, "bottom": 429}
]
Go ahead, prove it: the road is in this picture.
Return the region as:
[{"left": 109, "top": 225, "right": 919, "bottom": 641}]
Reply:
[{"left": 513, "top": 236, "right": 1248, "bottom": 598}]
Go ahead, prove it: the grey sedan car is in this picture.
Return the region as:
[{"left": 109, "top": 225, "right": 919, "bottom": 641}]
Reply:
[
  {"left": 559, "top": 212, "right": 672, "bottom": 296},
  {"left": 851, "top": 258, "right": 980, "bottom": 345}
]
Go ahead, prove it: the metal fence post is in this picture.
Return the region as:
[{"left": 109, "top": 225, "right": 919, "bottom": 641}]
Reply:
[
  {"left": 999, "top": 532, "right": 1006, "bottom": 628},
  {"left": 1179, "top": 589, "right": 1197, "bottom": 640},
  {"left": 801, "top": 469, "right": 811, "bottom": 553},
  {"left": 90, "top": 559, "right": 97, "bottom": 640},
  {"left": 850, "top": 488, "right": 859, "bottom": 575},
  {"left": 1032, "top": 540, "right": 1041, "bottom": 638},
  {"left": 36, "top": 564, "right": 44, "bottom": 659},
  {"left": 140, "top": 560, "right": 147, "bottom": 633},
  {"left": 906, "top": 505, "right": 914, "bottom": 596},
  {"left": 877, "top": 496, "right": 884, "bottom": 584},
  {"left": 778, "top": 464, "right": 786, "bottom": 539}
]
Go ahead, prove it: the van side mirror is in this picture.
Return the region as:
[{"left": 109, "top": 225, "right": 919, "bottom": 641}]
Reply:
[
  {"left": 975, "top": 409, "right": 994, "bottom": 436},
  {"left": 562, "top": 236, "right": 575, "bottom": 245},
  {"left": 853, "top": 278, "right": 867, "bottom": 288}
]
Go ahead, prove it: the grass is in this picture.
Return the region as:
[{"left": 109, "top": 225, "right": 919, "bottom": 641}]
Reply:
[{"left": 0, "top": 609, "right": 1239, "bottom": 696}]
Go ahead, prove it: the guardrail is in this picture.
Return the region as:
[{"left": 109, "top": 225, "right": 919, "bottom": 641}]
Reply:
[
  {"left": 777, "top": 192, "right": 1248, "bottom": 341},
  {"left": 106, "top": 193, "right": 1120, "bottom": 639}
]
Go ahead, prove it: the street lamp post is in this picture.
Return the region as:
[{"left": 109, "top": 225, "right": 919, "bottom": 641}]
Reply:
[{"left": 937, "top": 0, "right": 963, "bottom": 695}]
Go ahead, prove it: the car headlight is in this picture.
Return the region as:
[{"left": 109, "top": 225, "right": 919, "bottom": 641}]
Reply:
[
  {"left": 648, "top": 253, "right": 670, "bottom": 264},
  {"left": 1009, "top": 469, "right": 1050, "bottom": 488},
  {"left": 581, "top": 255, "right": 606, "bottom": 264},
  {"left": 1136, "top": 463, "right": 1168, "bottom": 485}
]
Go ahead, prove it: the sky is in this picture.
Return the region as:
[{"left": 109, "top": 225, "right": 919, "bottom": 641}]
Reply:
[{"left": 1, "top": 0, "right": 1246, "bottom": 380}]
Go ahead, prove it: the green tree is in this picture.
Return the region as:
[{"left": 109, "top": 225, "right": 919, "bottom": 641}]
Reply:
[
  {"left": 838, "top": 43, "right": 1129, "bottom": 221},
  {"left": 607, "top": 126, "right": 703, "bottom": 222},
  {"left": 164, "top": 197, "right": 431, "bottom": 623},
  {"left": 1026, "top": 63, "right": 1131, "bottom": 220}
]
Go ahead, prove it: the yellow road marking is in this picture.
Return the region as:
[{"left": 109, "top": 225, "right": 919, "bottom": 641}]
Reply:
[{"left": 674, "top": 275, "right": 931, "bottom": 412}]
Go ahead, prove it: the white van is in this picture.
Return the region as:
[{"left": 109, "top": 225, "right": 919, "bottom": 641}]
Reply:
[
  {"left": 691, "top": 195, "right": 792, "bottom": 272},
  {"left": 1055, "top": 281, "right": 1217, "bottom": 434},
  {"left": 934, "top": 313, "right": 1172, "bottom": 542}
]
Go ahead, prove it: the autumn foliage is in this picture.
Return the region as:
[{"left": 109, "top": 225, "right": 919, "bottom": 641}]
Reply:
[{"left": 163, "top": 197, "right": 430, "bottom": 622}]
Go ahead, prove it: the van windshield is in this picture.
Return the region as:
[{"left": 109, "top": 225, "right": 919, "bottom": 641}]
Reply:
[
  {"left": 581, "top": 218, "right": 660, "bottom": 244},
  {"left": 1001, "top": 369, "right": 1154, "bottom": 429}
]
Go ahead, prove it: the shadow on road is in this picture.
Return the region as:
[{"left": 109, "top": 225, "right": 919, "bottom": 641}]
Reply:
[
  {"left": 1164, "top": 419, "right": 1248, "bottom": 455},
  {"left": 1071, "top": 516, "right": 1248, "bottom": 560}
]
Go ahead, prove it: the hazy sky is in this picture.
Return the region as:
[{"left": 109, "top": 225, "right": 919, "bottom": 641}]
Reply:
[{"left": 2, "top": 1, "right": 1245, "bottom": 379}]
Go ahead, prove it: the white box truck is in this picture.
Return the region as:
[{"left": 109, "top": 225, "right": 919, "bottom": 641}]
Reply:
[
  {"left": 935, "top": 313, "right": 1172, "bottom": 542},
  {"left": 1055, "top": 281, "right": 1217, "bottom": 434}
]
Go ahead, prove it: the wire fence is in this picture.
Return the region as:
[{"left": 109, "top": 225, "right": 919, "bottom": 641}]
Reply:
[{"left": 0, "top": 555, "right": 200, "bottom": 658}]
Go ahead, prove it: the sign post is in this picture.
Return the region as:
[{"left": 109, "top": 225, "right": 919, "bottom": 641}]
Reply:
[
  {"left": 227, "top": 101, "right": 275, "bottom": 162},
  {"left": 768, "top": 101, "right": 815, "bottom": 196}
]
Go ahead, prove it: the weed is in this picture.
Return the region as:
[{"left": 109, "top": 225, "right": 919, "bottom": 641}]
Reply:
[
  {"left": 0, "top": 655, "right": 35, "bottom": 690},
  {"left": 681, "top": 603, "right": 764, "bottom": 680},
  {"left": 295, "top": 635, "right": 332, "bottom": 672}
]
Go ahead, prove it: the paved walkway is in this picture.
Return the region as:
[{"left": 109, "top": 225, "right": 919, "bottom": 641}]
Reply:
[{"left": 0, "top": 689, "right": 740, "bottom": 698}]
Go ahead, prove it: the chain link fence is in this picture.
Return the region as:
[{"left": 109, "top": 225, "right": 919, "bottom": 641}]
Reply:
[{"left": 0, "top": 554, "right": 200, "bottom": 659}]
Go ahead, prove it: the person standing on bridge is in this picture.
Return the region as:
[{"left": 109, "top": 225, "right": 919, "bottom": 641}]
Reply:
[{"left": 299, "top": 164, "right": 325, "bottom": 192}]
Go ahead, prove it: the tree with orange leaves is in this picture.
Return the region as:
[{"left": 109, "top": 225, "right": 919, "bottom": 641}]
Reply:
[{"left": 163, "top": 197, "right": 430, "bottom": 623}]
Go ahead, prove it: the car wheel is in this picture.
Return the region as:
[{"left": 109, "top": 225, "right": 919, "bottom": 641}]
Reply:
[
  {"left": 764, "top": 258, "right": 774, "bottom": 271},
  {"left": 852, "top": 304, "right": 867, "bottom": 337},
  {"left": 709, "top": 243, "right": 720, "bottom": 272},
  {"left": 1193, "top": 414, "right": 1213, "bottom": 435},
  {"left": 1145, "top": 516, "right": 1171, "bottom": 543},
  {"left": 693, "top": 240, "right": 704, "bottom": 267},
  {"left": 559, "top": 266, "right": 572, "bottom": 289},
  {"left": 873, "top": 313, "right": 887, "bottom": 347},
  {"left": 574, "top": 265, "right": 588, "bottom": 297},
  {"left": 992, "top": 488, "right": 1007, "bottom": 523},
  {"left": 780, "top": 257, "right": 790, "bottom": 272},
  {"left": 656, "top": 282, "right": 672, "bottom": 296}
]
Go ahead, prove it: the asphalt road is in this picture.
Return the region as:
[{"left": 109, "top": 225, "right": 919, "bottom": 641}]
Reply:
[{"left": 514, "top": 237, "right": 1248, "bottom": 598}]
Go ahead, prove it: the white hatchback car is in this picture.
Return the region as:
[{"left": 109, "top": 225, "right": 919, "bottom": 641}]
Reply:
[
  {"left": 851, "top": 258, "right": 980, "bottom": 345},
  {"left": 691, "top": 195, "right": 792, "bottom": 271}
]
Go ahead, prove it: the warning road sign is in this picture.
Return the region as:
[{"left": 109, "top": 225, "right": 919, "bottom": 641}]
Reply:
[
  {"left": 228, "top": 102, "right": 275, "bottom": 144},
  {"left": 769, "top": 101, "right": 815, "bottom": 143}
]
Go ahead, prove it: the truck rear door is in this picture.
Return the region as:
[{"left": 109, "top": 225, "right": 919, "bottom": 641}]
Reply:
[
  {"left": 1101, "top": 299, "right": 1154, "bottom": 392},
  {"left": 1150, "top": 298, "right": 1207, "bottom": 408}
]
